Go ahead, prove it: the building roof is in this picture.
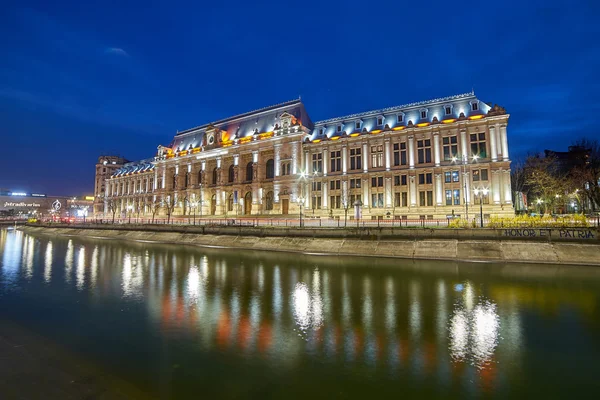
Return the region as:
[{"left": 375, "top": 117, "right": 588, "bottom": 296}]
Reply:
[
  {"left": 168, "top": 99, "right": 313, "bottom": 153},
  {"left": 112, "top": 158, "right": 155, "bottom": 177},
  {"left": 308, "top": 91, "right": 491, "bottom": 142}
]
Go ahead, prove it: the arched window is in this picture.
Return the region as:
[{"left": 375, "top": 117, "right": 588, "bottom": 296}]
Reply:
[
  {"left": 266, "top": 159, "right": 274, "bottom": 179},
  {"left": 265, "top": 191, "right": 274, "bottom": 211},
  {"left": 228, "top": 165, "right": 235, "bottom": 183},
  {"left": 227, "top": 194, "right": 234, "bottom": 211},
  {"left": 246, "top": 162, "right": 253, "bottom": 182},
  {"left": 212, "top": 167, "right": 218, "bottom": 185}
]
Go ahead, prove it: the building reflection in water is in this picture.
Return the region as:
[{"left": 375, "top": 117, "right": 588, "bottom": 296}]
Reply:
[{"left": 3, "top": 231, "right": 600, "bottom": 394}]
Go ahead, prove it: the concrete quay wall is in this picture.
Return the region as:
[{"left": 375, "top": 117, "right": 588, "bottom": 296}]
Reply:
[{"left": 20, "top": 224, "right": 600, "bottom": 266}]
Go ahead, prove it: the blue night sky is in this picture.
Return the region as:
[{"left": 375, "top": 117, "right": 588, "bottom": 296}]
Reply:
[{"left": 1, "top": 0, "right": 599, "bottom": 196}]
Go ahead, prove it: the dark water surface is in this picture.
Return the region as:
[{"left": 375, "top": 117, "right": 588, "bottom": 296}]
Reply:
[{"left": 1, "top": 229, "right": 600, "bottom": 399}]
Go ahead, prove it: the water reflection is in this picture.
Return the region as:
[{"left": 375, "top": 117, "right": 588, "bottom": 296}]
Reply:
[{"left": 1, "top": 230, "right": 600, "bottom": 398}]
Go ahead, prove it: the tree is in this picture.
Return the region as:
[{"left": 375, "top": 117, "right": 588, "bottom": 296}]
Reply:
[
  {"left": 150, "top": 197, "right": 162, "bottom": 224},
  {"left": 510, "top": 158, "right": 527, "bottom": 213},
  {"left": 569, "top": 138, "right": 600, "bottom": 213},
  {"left": 523, "top": 154, "right": 567, "bottom": 214},
  {"left": 106, "top": 197, "right": 118, "bottom": 223},
  {"left": 164, "top": 195, "right": 176, "bottom": 224},
  {"left": 341, "top": 185, "right": 351, "bottom": 227}
]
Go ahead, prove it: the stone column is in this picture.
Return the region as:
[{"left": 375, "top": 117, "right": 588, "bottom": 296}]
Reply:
[
  {"left": 435, "top": 174, "right": 443, "bottom": 205},
  {"left": 503, "top": 169, "right": 512, "bottom": 204},
  {"left": 385, "top": 177, "right": 392, "bottom": 207},
  {"left": 433, "top": 132, "right": 441, "bottom": 166},
  {"left": 291, "top": 142, "right": 298, "bottom": 175},
  {"left": 409, "top": 175, "right": 417, "bottom": 206},
  {"left": 323, "top": 147, "right": 329, "bottom": 176},
  {"left": 322, "top": 180, "right": 328, "bottom": 209},
  {"left": 385, "top": 138, "right": 391, "bottom": 171},
  {"left": 464, "top": 171, "right": 471, "bottom": 205},
  {"left": 274, "top": 144, "right": 281, "bottom": 177},
  {"left": 342, "top": 145, "right": 348, "bottom": 175},
  {"left": 154, "top": 169, "right": 158, "bottom": 192},
  {"left": 363, "top": 142, "right": 369, "bottom": 173},
  {"left": 495, "top": 123, "right": 502, "bottom": 157},
  {"left": 408, "top": 136, "right": 415, "bottom": 169},
  {"left": 500, "top": 125, "right": 509, "bottom": 161},
  {"left": 304, "top": 150, "right": 310, "bottom": 174},
  {"left": 363, "top": 178, "right": 369, "bottom": 207},
  {"left": 162, "top": 168, "right": 166, "bottom": 189},
  {"left": 492, "top": 170, "right": 501, "bottom": 204},
  {"left": 460, "top": 129, "right": 468, "bottom": 158},
  {"left": 489, "top": 125, "right": 498, "bottom": 162}
]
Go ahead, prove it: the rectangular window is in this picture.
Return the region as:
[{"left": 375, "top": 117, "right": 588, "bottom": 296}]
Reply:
[
  {"left": 445, "top": 171, "right": 451, "bottom": 183},
  {"left": 394, "top": 192, "right": 400, "bottom": 207},
  {"left": 401, "top": 175, "right": 407, "bottom": 185},
  {"left": 330, "top": 150, "right": 341, "bottom": 172},
  {"left": 355, "top": 121, "right": 361, "bottom": 129},
  {"left": 312, "top": 181, "right": 322, "bottom": 191},
  {"left": 417, "top": 139, "right": 432, "bottom": 164},
  {"left": 445, "top": 106, "right": 451, "bottom": 115},
  {"left": 473, "top": 169, "right": 480, "bottom": 182},
  {"left": 378, "top": 176, "right": 383, "bottom": 187},
  {"left": 311, "top": 196, "right": 322, "bottom": 210},
  {"left": 426, "top": 173, "right": 432, "bottom": 184},
  {"left": 394, "top": 175, "right": 400, "bottom": 186},
  {"left": 419, "top": 191, "right": 426, "bottom": 206},
  {"left": 452, "top": 170, "right": 459, "bottom": 182},
  {"left": 445, "top": 190, "right": 452, "bottom": 205},
  {"left": 472, "top": 102, "right": 478, "bottom": 111},
  {"left": 421, "top": 110, "right": 426, "bottom": 119},
  {"left": 442, "top": 136, "right": 458, "bottom": 161},
  {"left": 350, "top": 148, "right": 362, "bottom": 170},
  {"left": 393, "top": 143, "right": 399, "bottom": 166},
  {"left": 453, "top": 189, "right": 461, "bottom": 205},
  {"left": 349, "top": 194, "right": 361, "bottom": 206},
  {"left": 371, "top": 177, "right": 383, "bottom": 188},
  {"left": 427, "top": 190, "right": 433, "bottom": 206},
  {"left": 397, "top": 114, "right": 403, "bottom": 123},
  {"left": 401, "top": 192, "right": 408, "bottom": 207},
  {"left": 481, "top": 169, "right": 488, "bottom": 181},
  {"left": 312, "top": 153, "right": 323, "bottom": 172},
  {"left": 337, "top": 125, "right": 342, "bottom": 132},
  {"left": 371, "top": 145, "right": 384, "bottom": 168},
  {"left": 377, "top": 117, "right": 383, "bottom": 126},
  {"left": 470, "top": 132, "right": 487, "bottom": 158},
  {"left": 330, "top": 195, "right": 341, "bottom": 209},
  {"left": 419, "top": 174, "right": 425, "bottom": 185},
  {"left": 400, "top": 142, "right": 407, "bottom": 165}
]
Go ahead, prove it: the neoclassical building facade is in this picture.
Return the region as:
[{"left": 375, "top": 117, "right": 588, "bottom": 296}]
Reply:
[{"left": 99, "top": 92, "right": 514, "bottom": 220}]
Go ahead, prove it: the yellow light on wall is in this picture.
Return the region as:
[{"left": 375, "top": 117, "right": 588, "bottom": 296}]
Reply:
[
  {"left": 392, "top": 126, "right": 405, "bottom": 131},
  {"left": 259, "top": 132, "right": 274, "bottom": 140},
  {"left": 330, "top": 136, "right": 340, "bottom": 140},
  {"left": 469, "top": 115, "right": 484, "bottom": 120},
  {"left": 240, "top": 137, "right": 252, "bottom": 144},
  {"left": 442, "top": 119, "right": 456, "bottom": 124},
  {"left": 192, "top": 147, "right": 201, "bottom": 154},
  {"left": 370, "top": 130, "right": 382, "bottom": 134},
  {"left": 85, "top": 196, "right": 94, "bottom": 201},
  {"left": 350, "top": 133, "right": 360, "bottom": 137},
  {"left": 312, "top": 139, "right": 321, "bottom": 143},
  {"left": 416, "top": 122, "right": 430, "bottom": 127}
]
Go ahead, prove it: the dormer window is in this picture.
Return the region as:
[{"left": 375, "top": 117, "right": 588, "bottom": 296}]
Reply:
[
  {"left": 337, "top": 125, "right": 342, "bottom": 133},
  {"left": 420, "top": 109, "right": 428, "bottom": 119},
  {"left": 377, "top": 116, "right": 384, "bottom": 126},
  {"left": 445, "top": 105, "right": 453, "bottom": 115},
  {"left": 471, "top": 101, "right": 479, "bottom": 111},
  {"left": 397, "top": 113, "right": 404, "bottom": 123},
  {"left": 355, "top": 120, "right": 362, "bottom": 130},
  {"left": 319, "top": 128, "right": 324, "bottom": 135}
]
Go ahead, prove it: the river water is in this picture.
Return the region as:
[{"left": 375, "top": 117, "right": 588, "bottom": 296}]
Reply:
[{"left": 1, "top": 229, "right": 599, "bottom": 399}]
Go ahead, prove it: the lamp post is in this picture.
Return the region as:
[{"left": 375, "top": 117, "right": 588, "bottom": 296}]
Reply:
[
  {"left": 298, "top": 196, "right": 304, "bottom": 228},
  {"left": 536, "top": 198, "right": 543, "bottom": 215},
  {"left": 127, "top": 204, "right": 133, "bottom": 224},
  {"left": 452, "top": 154, "right": 480, "bottom": 222},
  {"left": 473, "top": 187, "right": 488, "bottom": 228}
]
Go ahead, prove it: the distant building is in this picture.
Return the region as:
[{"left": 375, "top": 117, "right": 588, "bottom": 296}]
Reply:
[
  {"left": 97, "top": 92, "right": 514, "bottom": 220},
  {"left": 544, "top": 146, "right": 590, "bottom": 175},
  {"left": 0, "top": 190, "right": 93, "bottom": 219},
  {"left": 93, "top": 156, "right": 128, "bottom": 215}
]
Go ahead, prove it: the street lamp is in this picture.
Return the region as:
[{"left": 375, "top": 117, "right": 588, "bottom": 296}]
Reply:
[
  {"left": 536, "top": 198, "right": 543, "bottom": 215},
  {"left": 452, "top": 154, "right": 480, "bottom": 222},
  {"left": 298, "top": 196, "right": 304, "bottom": 228},
  {"left": 473, "top": 187, "right": 488, "bottom": 228},
  {"left": 127, "top": 204, "right": 133, "bottom": 223}
]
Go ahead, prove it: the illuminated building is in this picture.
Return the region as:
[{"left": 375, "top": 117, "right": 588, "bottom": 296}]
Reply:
[
  {"left": 93, "top": 155, "right": 129, "bottom": 215},
  {"left": 0, "top": 190, "right": 94, "bottom": 218},
  {"left": 100, "top": 92, "right": 514, "bottom": 220}
]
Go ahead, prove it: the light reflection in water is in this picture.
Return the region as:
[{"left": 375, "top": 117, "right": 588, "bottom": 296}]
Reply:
[
  {"left": 44, "top": 242, "right": 52, "bottom": 283},
  {"left": 3, "top": 231, "right": 600, "bottom": 398}
]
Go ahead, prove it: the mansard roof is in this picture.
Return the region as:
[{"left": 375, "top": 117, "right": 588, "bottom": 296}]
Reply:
[
  {"left": 308, "top": 91, "right": 493, "bottom": 142},
  {"left": 112, "top": 158, "right": 155, "bottom": 177},
  {"left": 168, "top": 99, "right": 314, "bottom": 153}
]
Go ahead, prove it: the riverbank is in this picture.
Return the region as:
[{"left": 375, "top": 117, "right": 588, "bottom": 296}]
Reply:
[{"left": 20, "top": 224, "right": 600, "bottom": 266}]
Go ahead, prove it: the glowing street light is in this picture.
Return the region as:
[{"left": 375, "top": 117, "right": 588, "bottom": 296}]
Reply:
[{"left": 473, "top": 188, "right": 489, "bottom": 228}]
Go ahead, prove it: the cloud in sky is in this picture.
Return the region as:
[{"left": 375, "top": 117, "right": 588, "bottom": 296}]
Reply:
[{"left": 105, "top": 47, "right": 129, "bottom": 57}]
